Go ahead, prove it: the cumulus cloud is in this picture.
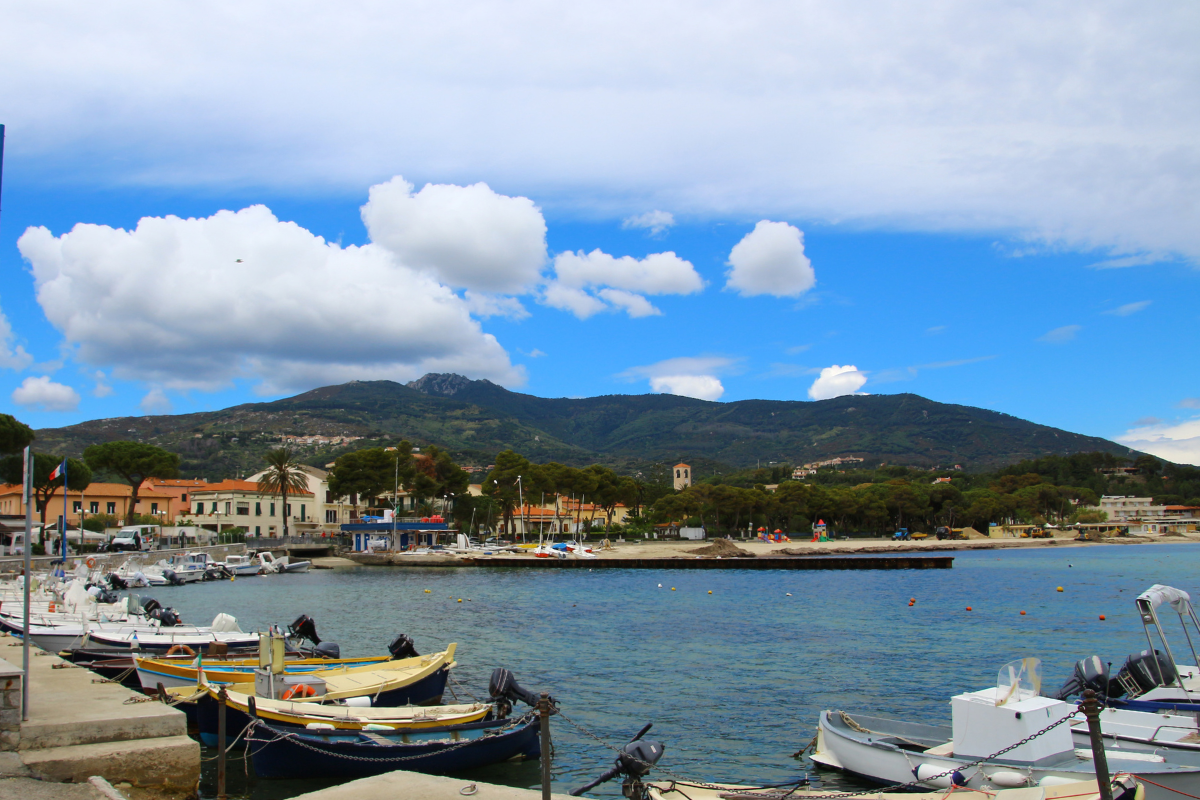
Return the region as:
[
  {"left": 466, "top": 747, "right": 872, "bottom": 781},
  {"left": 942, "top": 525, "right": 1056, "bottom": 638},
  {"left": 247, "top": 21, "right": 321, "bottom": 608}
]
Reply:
[
  {"left": 0, "top": 304, "right": 33, "bottom": 371},
  {"left": 361, "top": 176, "right": 547, "bottom": 294},
  {"left": 140, "top": 387, "right": 172, "bottom": 414},
  {"left": 1117, "top": 419, "right": 1200, "bottom": 467},
  {"left": 620, "top": 356, "right": 735, "bottom": 401},
  {"left": 1038, "top": 325, "right": 1081, "bottom": 344},
  {"left": 4, "top": 4, "right": 1200, "bottom": 264},
  {"left": 19, "top": 205, "right": 523, "bottom": 394},
  {"left": 545, "top": 249, "right": 703, "bottom": 319},
  {"left": 11, "top": 376, "right": 80, "bottom": 412},
  {"left": 464, "top": 292, "right": 530, "bottom": 320},
  {"left": 1105, "top": 300, "right": 1152, "bottom": 316},
  {"left": 725, "top": 221, "right": 815, "bottom": 298},
  {"left": 91, "top": 371, "right": 114, "bottom": 398},
  {"left": 622, "top": 211, "right": 675, "bottom": 236},
  {"left": 1179, "top": 398, "right": 1200, "bottom": 409},
  {"left": 808, "top": 365, "right": 867, "bottom": 401}
]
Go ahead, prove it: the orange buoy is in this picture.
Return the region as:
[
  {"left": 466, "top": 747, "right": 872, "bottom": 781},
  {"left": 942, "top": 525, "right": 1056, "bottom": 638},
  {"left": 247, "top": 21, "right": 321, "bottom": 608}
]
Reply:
[
  {"left": 966, "top": 606, "right": 972, "bottom": 611},
  {"left": 1099, "top": 615, "right": 1106, "bottom": 620},
  {"left": 1020, "top": 611, "right": 1026, "bottom": 615}
]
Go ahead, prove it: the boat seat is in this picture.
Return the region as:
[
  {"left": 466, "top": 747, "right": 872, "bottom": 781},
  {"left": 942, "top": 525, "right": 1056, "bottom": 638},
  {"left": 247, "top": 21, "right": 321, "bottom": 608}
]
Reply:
[{"left": 924, "top": 742, "right": 954, "bottom": 756}]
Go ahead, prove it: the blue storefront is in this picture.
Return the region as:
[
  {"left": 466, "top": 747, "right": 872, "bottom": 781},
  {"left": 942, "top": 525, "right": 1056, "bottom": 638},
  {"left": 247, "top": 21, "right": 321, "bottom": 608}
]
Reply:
[{"left": 342, "top": 521, "right": 451, "bottom": 552}]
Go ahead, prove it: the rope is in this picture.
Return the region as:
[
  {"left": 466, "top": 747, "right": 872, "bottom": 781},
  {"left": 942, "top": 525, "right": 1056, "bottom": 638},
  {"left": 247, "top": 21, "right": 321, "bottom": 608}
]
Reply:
[
  {"left": 1131, "top": 777, "right": 1200, "bottom": 800},
  {"left": 838, "top": 711, "right": 929, "bottom": 748}
]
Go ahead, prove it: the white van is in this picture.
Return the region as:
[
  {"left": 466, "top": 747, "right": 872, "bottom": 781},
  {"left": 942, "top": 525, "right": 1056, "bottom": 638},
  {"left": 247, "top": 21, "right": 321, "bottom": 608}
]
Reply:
[{"left": 109, "top": 524, "right": 161, "bottom": 552}]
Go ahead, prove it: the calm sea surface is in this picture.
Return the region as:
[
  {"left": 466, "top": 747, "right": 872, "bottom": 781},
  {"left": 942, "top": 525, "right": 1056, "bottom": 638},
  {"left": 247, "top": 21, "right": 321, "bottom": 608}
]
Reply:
[{"left": 160, "top": 544, "right": 1199, "bottom": 798}]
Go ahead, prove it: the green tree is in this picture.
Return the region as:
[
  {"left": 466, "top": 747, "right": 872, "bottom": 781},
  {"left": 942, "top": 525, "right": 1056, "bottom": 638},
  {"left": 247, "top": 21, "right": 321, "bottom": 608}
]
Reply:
[
  {"left": 328, "top": 445, "right": 413, "bottom": 516},
  {"left": 484, "top": 450, "right": 532, "bottom": 536},
  {"left": 83, "top": 441, "right": 180, "bottom": 524},
  {"left": 0, "top": 414, "right": 34, "bottom": 454},
  {"left": 256, "top": 447, "right": 310, "bottom": 538}
]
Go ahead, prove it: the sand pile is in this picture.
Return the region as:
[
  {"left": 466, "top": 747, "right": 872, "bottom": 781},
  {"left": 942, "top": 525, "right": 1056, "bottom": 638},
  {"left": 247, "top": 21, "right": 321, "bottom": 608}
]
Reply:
[{"left": 686, "top": 539, "right": 755, "bottom": 557}]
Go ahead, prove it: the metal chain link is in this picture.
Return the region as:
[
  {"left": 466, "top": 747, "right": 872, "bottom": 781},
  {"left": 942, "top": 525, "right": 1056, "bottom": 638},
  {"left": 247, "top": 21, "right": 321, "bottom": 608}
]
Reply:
[
  {"left": 244, "top": 711, "right": 536, "bottom": 765},
  {"left": 558, "top": 707, "right": 1079, "bottom": 800}
]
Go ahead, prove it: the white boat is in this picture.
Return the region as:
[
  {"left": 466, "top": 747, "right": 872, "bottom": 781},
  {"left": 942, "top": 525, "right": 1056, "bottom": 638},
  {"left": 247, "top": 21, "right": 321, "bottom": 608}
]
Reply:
[
  {"left": 256, "top": 551, "right": 311, "bottom": 574},
  {"left": 221, "top": 554, "right": 262, "bottom": 576},
  {"left": 811, "top": 658, "right": 1200, "bottom": 800}
]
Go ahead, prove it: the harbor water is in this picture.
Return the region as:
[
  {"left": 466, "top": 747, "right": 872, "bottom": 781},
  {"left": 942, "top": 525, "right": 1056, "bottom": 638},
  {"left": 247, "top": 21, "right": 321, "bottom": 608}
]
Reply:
[{"left": 159, "top": 543, "right": 1200, "bottom": 798}]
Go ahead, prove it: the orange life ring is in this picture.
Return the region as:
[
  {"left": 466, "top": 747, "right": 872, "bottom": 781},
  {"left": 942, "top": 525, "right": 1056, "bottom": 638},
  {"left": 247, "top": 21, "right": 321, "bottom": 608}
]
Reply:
[
  {"left": 281, "top": 683, "right": 316, "bottom": 700},
  {"left": 166, "top": 645, "right": 196, "bottom": 657},
  {"left": 85, "top": 556, "right": 97, "bottom": 569}
]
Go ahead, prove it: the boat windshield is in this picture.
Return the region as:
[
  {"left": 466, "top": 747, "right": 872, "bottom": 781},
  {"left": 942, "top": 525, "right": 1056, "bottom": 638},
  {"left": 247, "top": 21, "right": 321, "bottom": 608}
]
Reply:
[{"left": 995, "top": 657, "right": 1042, "bottom": 706}]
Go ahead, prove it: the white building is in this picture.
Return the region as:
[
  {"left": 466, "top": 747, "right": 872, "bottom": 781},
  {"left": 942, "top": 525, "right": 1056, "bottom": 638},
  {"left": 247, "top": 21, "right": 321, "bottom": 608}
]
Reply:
[{"left": 1098, "top": 496, "right": 1199, "bottom": 534}]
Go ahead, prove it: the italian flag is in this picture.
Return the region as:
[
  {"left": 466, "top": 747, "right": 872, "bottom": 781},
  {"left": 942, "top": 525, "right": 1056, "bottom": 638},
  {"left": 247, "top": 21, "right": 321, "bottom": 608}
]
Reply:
[{"left": 48, "top": 461, "right": 66, "bottom": 482}]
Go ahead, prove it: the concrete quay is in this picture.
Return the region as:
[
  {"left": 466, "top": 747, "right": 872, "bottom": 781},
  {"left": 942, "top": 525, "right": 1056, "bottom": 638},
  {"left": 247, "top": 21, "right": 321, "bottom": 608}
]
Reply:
[
  {"left": 290, "top": 770, "right": 571, "bottom": 800},
  {"left": 0, "top": 634, "right": 198, "bottom": 790}
]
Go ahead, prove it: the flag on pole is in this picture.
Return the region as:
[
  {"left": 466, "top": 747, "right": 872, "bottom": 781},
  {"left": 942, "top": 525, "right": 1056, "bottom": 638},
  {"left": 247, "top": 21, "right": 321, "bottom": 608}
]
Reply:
[{"left": 48, "top": 460, "right": 66, "bottom": 482}]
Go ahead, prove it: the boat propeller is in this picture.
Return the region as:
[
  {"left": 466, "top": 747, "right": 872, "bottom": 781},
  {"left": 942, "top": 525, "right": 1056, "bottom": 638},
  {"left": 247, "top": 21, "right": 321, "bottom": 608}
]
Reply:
[{"left": 570, "top": 723, "right": 664, "bottom": 797}]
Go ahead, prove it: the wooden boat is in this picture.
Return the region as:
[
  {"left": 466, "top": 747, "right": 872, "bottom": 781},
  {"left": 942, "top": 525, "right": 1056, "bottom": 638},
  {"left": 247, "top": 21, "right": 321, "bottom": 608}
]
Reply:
[
  {"left": 645, "top": 777, "right": 1144, "bottom": 800},
  {"left": 189, "top": 678, "right": 486, "bottom": 746},
  {"left": 133, "top": 651, "right": 397, "bottom": 690},
  {"left": 244, "top": 711, "right": 540, "bottom": 779}
]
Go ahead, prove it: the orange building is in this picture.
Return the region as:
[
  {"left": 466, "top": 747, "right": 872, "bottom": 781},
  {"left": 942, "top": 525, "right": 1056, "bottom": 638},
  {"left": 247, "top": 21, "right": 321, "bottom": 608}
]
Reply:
[
  {"left": 0, "top": 482, "right": 178, "bottom": 525},
  {"left": 138, "top": 478, "right": 209, "bottom": 516}
]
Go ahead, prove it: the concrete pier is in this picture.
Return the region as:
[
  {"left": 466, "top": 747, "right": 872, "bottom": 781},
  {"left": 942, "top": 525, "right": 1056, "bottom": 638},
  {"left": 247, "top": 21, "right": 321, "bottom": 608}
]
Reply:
[
  {"left": 348, "top": 553, "right": 954, "bottom": 570},
  {"left": 290, "top": 770, "right": 570, "bottom": 800},
  {"left": 0, "top": 634, "right": 199, "bottom": 789}
]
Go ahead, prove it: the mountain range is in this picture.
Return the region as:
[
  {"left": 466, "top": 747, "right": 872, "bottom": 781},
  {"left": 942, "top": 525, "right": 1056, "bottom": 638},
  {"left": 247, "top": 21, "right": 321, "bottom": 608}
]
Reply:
[{"left": 31, "top": 374, "right": 1139, "bottom": 480}]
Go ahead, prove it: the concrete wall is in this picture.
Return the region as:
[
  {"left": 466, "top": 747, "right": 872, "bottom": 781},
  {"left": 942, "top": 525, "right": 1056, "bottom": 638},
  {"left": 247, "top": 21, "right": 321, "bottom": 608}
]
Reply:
[{"left": 0, "top": 658, "right": 22, "bottom": 751}]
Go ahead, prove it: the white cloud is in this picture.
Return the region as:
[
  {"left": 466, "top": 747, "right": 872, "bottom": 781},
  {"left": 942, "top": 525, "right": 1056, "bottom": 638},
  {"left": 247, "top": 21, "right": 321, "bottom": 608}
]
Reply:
[
  {"left": 464, "top": 291, "right": 529, "bottom": 320},
  {"left": 1087, "top": 254, "right": 1169, "bottom": 270},
  {"left": 140, "top": 387, "right": 172, "bottom": 414},
  {"left": 4, "top": 4, "right": 1200, "bottom": 264},
  {"left": 1180, "top": 398, "right": 1200, "bottom": 409},
  {"left": 620, "top": 356, "right": 735, "bottom": 400},
  {"left": 622, "top": 211, "right": 675, "bottom": 236},
  {"left": 1038, "top": 325, "right": 1081, "bottom": 344},
  {"left": 725, "top": 221, "right": 815, "bottom": 298},
  {"left": 1117, "top": 419, "right": 1200, "bottom": 467},
  {"left": 808, "top": 365, "right": 867, "bottom": 400},
  {"left": 91, "top": 370, "right": 114, "bottom": 398},
  {"left": 1105, "top": 300, "right": 1152, "bottom": 316},
  {"left": 545, "top": 248, "right": 703, "bottom": 319},
  {"left": 0, "top": 303, "right": 33, "bottom": 371},
  {"left": 361, "top": 176, "right": 547, "bottom": 294},
  {"left": 11, "top": 376, "right": 80, "bottom": 412},
  {"left": 649, "top": 375, "right": 724, "bottom": 401},
  {"left": 19, "top": 204, "right": 524, "bottom": 394}
]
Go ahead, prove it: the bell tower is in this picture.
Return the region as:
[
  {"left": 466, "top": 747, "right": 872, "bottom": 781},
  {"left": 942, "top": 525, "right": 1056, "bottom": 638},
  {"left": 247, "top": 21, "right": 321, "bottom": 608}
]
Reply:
[{"left": 673, "top": 463, "right": 691, "bottom": 491}]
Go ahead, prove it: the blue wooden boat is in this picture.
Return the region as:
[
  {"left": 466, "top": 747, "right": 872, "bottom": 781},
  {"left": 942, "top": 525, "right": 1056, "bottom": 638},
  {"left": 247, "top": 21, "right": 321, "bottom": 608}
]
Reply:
[{"left": 245, "top": 712, "right": 541, "bottom": 779}]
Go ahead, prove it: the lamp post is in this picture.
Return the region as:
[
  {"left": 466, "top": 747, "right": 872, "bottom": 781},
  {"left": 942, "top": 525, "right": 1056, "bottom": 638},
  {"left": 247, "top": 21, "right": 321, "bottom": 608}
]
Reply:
[{"left": 516, "top": 475, "right": 524, "bottom": 542}]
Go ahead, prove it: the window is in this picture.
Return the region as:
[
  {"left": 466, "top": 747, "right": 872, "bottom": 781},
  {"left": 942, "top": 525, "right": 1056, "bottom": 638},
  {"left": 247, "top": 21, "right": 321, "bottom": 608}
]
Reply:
[
  {"left": 89, "top": 501, "right": 99, "bottom": 513},
  {"left": 299, "top": 504, "right": 305, "bottom": 521},
  {"left": 181, "top": 493, "right": 187, "bottom": 503},
  {"left": 151, "top": 502, "right": 159, "bottom": 514},
  {"left": 196, "top": 502, "right": 204, "bottom": 514},
  {"left": 270, "top": 502, "right": 275, "bottom": 516},
  {"left": 107, "top": 502, "right": 116, "bottom": 514},
  {"left": 211, "top": 501, "right": 218, "bottom": 513},
  {"left": 255, "top": 526, "right": 260, "bottom": 535},
  {"left": 326, "top": 510, "right": 337, "bottom": 523},
  {"left": 286, "top": 503, "right": 291, "bottom": 517},
  {"left": 224, "top": 502, "right": 232, "bottom": 514},
  {"left": 255, "top": 502, "right": 261, "bottom": 516},
  {"left": 236, "top": 504, "right": 249, "bottom": 516},
  {"left": 326, "top": 491, "right": 334, "bottom": 503},
  {"left": 72, "top": 501, "right": 82, "bottom": 512}
]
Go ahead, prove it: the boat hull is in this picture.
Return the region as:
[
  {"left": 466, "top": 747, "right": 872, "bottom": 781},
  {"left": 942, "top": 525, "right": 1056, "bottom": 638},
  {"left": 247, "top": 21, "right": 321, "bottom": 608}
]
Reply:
[{"left": 246, "top": 714, "right": 540, "bottom": 779}]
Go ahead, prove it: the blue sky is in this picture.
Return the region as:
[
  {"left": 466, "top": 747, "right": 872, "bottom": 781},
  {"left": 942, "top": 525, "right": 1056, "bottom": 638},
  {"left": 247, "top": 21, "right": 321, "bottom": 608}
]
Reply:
[{"left": 0, "top": 2, "right": 1197, "bottom": 464}]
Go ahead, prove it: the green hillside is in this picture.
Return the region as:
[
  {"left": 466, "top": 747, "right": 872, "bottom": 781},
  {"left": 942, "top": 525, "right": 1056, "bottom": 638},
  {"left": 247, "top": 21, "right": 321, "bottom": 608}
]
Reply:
[{"left": 31, "top": 374, "right": 1138, "bottom": 480}]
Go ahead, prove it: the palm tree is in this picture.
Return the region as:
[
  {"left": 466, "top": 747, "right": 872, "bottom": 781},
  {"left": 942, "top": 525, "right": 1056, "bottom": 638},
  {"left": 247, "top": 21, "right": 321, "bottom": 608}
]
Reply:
[{"left": 257, "top": 447, "right": 310, "bottom": 539}]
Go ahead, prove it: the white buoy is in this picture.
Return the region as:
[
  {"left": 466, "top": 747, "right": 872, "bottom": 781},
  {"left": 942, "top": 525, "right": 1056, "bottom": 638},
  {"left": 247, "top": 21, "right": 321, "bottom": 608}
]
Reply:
[
  {"left": 914, "top": 765, "right": 956, "bottom": 788},
  {"left": 989, "top": 771, "right": 1029, "bottom": 788},
  {"left": 658, "top": 583, "right": 662, "bottom": 588}
]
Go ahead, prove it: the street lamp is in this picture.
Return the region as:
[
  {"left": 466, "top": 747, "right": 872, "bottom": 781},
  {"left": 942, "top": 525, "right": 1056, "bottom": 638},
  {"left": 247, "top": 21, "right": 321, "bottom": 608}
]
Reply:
[{"left": 516, "top": 475, "right": 524, "bottom": 542}]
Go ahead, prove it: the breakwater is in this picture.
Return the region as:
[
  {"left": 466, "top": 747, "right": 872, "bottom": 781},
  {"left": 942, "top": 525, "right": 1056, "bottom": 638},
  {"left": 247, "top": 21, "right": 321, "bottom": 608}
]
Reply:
[{"left": 476, "top": 555, "right": 951, "bottom": 569}]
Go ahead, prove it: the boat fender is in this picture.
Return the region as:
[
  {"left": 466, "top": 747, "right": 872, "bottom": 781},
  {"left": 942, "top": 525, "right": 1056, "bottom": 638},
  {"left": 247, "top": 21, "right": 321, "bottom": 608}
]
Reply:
[
  {"left": 988, "top": 771, "right": 1029, "bottom": 788},
  {"left": 342, "top": 696, "right": 372, "bottom": 707},
  {"left": 305, "top": 722, "right": 335, "bottom": 730},
  {"left": 1038, "top": 777, "right": 1081, "bottom": 788},
  {"left": 166, "top": 644, "right": 196, "bottom": 657},
  {"left": 913, "top": 765, "right": 964, "bottom": 788}
]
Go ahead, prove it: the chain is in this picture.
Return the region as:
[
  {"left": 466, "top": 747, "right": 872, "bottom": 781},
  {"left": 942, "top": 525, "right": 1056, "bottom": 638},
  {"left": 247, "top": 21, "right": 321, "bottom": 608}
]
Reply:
[
  {"left": 560, "top": 707, "right": 1079, "bottom": 800},
  {"left": 244, "top": 711, "right": 536, "bottom": 765}
]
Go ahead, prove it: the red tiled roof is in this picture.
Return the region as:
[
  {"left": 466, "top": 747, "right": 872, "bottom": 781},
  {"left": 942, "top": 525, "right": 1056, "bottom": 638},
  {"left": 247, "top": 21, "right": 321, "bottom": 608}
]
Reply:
[{"left": 192, "top": 479, "right": 313, "bottom": 496}]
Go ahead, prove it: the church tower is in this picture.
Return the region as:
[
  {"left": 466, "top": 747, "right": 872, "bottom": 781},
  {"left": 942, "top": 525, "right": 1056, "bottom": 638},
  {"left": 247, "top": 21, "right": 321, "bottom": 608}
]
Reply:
[{"left": 673, "top": 463, "right": 691, "bottom": 491}]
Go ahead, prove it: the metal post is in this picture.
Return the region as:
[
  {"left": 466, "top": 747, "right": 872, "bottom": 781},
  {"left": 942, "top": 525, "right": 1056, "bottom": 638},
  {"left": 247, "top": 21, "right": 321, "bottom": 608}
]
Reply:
[
  {"left": 1081, "top": 689, "right": 1113, "bottom": 800},
  {"left": 539, "top": 692, "right": 552, "bottom": 800},
  {"left": 217, "top": 685, "right": 228, "bottom": 800},
  {"left": 21, "top": 446, "right": 31, "bottom": 720}
]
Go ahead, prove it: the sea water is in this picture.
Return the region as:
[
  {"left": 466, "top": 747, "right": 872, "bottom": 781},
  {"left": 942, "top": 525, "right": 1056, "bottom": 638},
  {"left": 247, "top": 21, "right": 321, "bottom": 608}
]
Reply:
[{"left": 164, "top": 543, "right": 1200, "bottom": 798}]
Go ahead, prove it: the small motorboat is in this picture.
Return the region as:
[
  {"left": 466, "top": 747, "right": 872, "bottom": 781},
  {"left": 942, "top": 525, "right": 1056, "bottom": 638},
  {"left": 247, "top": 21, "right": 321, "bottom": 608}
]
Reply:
[
  {"left": 811, "top": 658, "right": 1200, "bottom": 800},
  {"left": 220, "top": 554, "right": 261, "bottom": 576},
  {"left": 256, "top": 551, "right": 311, "bottom": 573}
]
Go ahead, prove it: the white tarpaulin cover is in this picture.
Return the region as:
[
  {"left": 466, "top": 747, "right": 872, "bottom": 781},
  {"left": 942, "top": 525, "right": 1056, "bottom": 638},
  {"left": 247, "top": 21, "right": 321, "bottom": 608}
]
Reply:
[{"left": 1138, "top": 584, "right": 1192, "bottom": 613}]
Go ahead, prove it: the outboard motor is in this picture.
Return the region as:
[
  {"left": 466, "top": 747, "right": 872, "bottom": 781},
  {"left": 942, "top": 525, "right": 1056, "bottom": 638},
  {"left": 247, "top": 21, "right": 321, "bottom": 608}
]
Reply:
[
  {"left": 1050, "top": 655, "right": 1110, "bottom": 700},
  {"left": 150, "top": 606, "right": 181, "bottom": 627},
  {"left": 161, "top": 568, "right": 183, "bottom": 586},
  {"left": 106, "top": 573, "right": 128, "bottom": 591},
  {"left": 488, "top": 667, "right": 546, "bottom": 719},
  {"left": 388, "top": 634, "right": 419, "bottom": 660},
  {"left": 288, "top": 615, "right": 320, "bottom": 645},
  {"left": 141, "top": 597, "right": 162, "bottom": 616},
  {"left": 313, "top": 642, "right": 341, "bottom": 659},
  {"left": 1114, "top": 649, "right": 1178, "bottom": 698},
  {"left": 95, "top": 588, "right": 119, "bottom": 605},
  {"left": 570, "top": 723, "right": 665, "bottom": 797}
]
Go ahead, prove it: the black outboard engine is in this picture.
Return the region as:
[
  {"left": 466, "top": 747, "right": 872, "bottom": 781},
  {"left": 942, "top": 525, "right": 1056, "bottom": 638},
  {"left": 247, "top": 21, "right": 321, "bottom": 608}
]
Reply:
[
  {"left": 488, "top": 667, "right": 545, "bottom": 719},
  {"left": 570, "top": 723, "right": 665, "bottom": 797},
  {"left": 1114, "top": 649, "right": 1178, "bottom": 697},
  {"left": 150, "top": 606, "right": 181, "bottom": 627},
  {"left": 312, "top": 642, "right": 341, "bottom": 659},
  {"left": 1051, "top": 655, "right": 1110, "bottom": 700},
  {"left": 388, "top": 634, "right": 419, "bottom": 660},
  {"left": 288, "top": 615, "right": 320, "bottom": 645},
  {"left": 161, "top": 568, "right": 183, "bottom": 586},
  {"left": 106, "top": 573, "right": 128, "bottom": 591},
  {"left": 141, "top": 597, "right": 162, "bottom": 616},
  {"left": 95, "top": 588, "right": 119, "bottom": 605}
]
